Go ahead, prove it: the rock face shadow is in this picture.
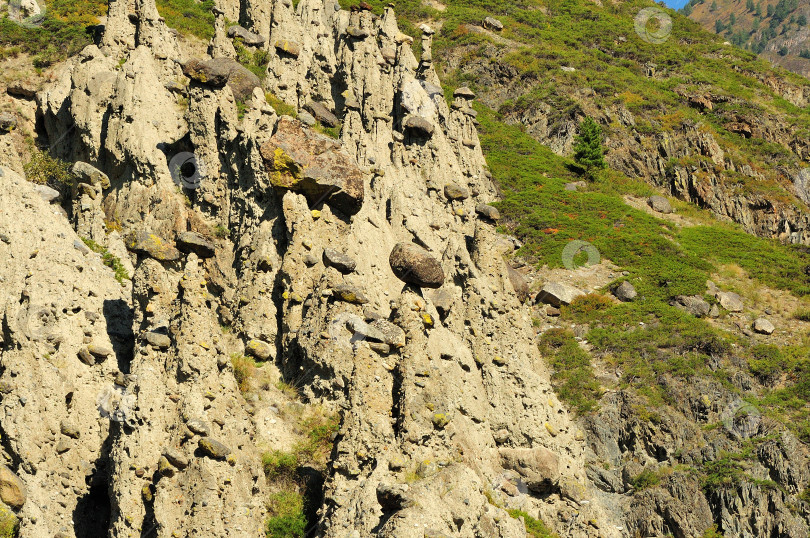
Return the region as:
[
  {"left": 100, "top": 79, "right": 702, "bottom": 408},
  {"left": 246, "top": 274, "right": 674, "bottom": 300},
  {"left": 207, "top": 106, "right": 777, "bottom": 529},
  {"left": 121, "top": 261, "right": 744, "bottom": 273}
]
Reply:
[{"left": 103, "top": 299, "right": 134, "bottom": 374}]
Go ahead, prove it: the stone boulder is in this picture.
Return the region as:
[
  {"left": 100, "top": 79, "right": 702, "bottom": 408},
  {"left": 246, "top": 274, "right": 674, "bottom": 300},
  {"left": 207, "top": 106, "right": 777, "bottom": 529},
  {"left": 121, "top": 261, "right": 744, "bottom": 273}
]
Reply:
[
  {"left": 126, "top": 231, "right": 181, "bottom": 261},
  {"left": 370, "top": 320, "right": 406, "bottom": 348},
  {"left": 322, "top": 248, "right": 356, "bottom": 273},
  {"left": 0, "top": 465, "right": 25, "bottom": 510},
  {"left": 145, "top": 331, "right": 171, "bottom": 349},
  {"left": 227, "top": 25, "right": 265, "bottom": 46},
  {"left": 753, "top": 318, "right": 775, "bottom": 335},
  {"left": 402, "top": 115, "right": 434, "bottom": 137},
  {"left": 377, "top": 482, "right": 415, "bottom": 511},
  {"left": 176, "top": 231, "right": 216, "bottom": 258},
  {"left": 536, "top": 282, "right": 585, "bottom": 307},
  {"left": 454, "top": 87, "right": 476, "bottom": 99},
  {"left": 444, "top": 183, "right": 469, "bottom": 201},
  {"left": 332, "top": 284, "right": 368, "bottom": 304},
  {"left": 613, "top": 281, "right": 637, "bottom": 302},
  {"left": 499, "top": 447, "right": 559, "bottom": 493},
  {"left": 389, "top": 243, "right": 445, "bottom": 288},
  {"left": 672, "top": 295, "right": 710, "bottom": 317},
  {"left": 198, "top": 437, "right": 231, "bottom": 460},
  {"left": 715, "top": 291, "right": 743, "bottom": 312},
  {"left": 0, "top": 113, "right": 16, "bottom": 132},
  {"left": 475, "top": 203, "right": 500, "bottom": 221},
  {"left": 71, "top": 162, "right": 110, "bottom": 189},
  {"left": 483, "top": 17, "right": 504, "bottom": 31},
  {"left": 304, "top": 101, "right": 339, "bottom": 128},
  {"left": 183, "top": 58, "right": 261, "bottom": 102},
  {"left": 274, "top": 40, "right": 301, "bottom": 58},
  {"left": 31, "top": 184, "right": 60, "bottom": 203},
  {"left": 506, "top": 265, "right": 529, "bottom": 303},
  {"left": 246, "top": 339, "right": 273, "bottom": 360},
  {"left": 260, "top": 117, "right": 364, "bottom": 215},
  {"left": 647, "top": 195, "right": 672, "bottom": 214}
]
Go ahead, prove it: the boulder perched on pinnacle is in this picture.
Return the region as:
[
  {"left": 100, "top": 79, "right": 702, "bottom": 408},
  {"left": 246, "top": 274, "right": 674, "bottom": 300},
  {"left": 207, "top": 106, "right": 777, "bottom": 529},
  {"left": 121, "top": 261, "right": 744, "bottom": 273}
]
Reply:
[
  {"left": 227, "top": 25, "right": 265, "bottom": 46},
  {"left": 126, "top": 231, "right": 181, "bottom": 261},
  {"left": 389, "top": 243, "right": 445, "bottom": 288},
  {"left": 183, "top": 58, "right": 261, "bottom": 102},
  {"left": 176, "top": 231, "right": 216, "bottom": 258},
  {"left": 260, "top": 117, "right": 364, "bottom": 215}
]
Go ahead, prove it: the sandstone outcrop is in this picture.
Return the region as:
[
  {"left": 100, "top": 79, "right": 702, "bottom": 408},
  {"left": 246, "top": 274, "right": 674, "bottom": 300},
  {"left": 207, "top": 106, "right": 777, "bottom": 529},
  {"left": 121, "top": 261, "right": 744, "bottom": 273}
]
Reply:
[{"left": 7, "top": 0, "right": 623, "bottom": 536}]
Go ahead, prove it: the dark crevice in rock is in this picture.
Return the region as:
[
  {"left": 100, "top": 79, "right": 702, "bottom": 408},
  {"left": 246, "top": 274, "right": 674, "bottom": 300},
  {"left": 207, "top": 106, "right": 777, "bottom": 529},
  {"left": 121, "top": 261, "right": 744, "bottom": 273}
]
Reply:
[
  {"left": 390, "top": 364, "right": 404, "bottom": 438},
  {"left": 103, "top": 298, "right": 135, "bottom": 374},
  {"left": 74, "top": 425, "right": 116, "bottom": 538}
]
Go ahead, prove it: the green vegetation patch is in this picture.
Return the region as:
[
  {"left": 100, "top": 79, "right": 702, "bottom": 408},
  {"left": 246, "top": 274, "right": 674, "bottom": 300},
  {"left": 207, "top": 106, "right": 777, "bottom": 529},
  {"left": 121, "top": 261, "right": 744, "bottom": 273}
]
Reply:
[
  {"left": 81, "top": 238, "right": 130, "bottom": 285},
  {"left": 507, "top": 509, "right": 557, "bottom": 538},
  {"left": 263, "top": 411, "right": 339, "bottom": 537},
  {"left": 24, "top": 150, "right": 76, "bottom": 187},
  {"left": 538, "top": 328, "right": 600, "bottom": 415}
]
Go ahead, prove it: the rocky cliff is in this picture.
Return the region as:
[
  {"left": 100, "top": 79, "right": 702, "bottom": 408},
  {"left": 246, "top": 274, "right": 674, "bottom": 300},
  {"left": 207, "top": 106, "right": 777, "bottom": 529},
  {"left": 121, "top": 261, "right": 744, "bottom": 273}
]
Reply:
[{"left": 0, "top": 0, "right": 624, "bottom": 536}]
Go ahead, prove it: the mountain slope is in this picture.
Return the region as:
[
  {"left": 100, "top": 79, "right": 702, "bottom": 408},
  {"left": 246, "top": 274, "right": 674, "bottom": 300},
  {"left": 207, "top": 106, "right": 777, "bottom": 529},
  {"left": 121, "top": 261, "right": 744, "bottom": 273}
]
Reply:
[
  {"left": 684, "top": 0, "right": 810, "bottom": 79},
  {"left": 0, "top": 0, "right": 809, "bottom": 537}
]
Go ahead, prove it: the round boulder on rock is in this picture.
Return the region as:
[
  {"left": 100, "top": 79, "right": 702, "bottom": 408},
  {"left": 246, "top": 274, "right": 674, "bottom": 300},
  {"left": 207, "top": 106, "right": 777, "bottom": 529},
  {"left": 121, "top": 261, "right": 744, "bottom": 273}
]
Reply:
[
  {"left": 444, "top": 183, "right": 469, "bottom": 201},
  {"left": 671, "top": 295, "right": 710, "bottom": 317},
  {"left": 506, "top": 265, "right": 529, "bottom": 303},
  {"left": 323, "top": 248, "right": 357, "bottom": 273},
  {"left": 198, "top": 437, "right": 231, "bottom": 460},
  {"left": 246, "top": 339, "right": 273, "bottom": 361},
  {"left": 715, "top": 291, "right": 743, "bottom": 312},
  {"left": 71, "top": 161, "right": 111, "bottom": 189},
  {"left": 475, "top": 203, "right": 500, "bottom": 221},
  {"left": 499, "top": 447, "right": 559, "bottom": 493},
  {"left": 0, "top": 113, "right": 16, "bottom": 133},
  {"left": 389, "top": 243, "right": 445, "bottom": 289},
  {"left": 227, "top": 25, "right": 265, "bottom": 46}
]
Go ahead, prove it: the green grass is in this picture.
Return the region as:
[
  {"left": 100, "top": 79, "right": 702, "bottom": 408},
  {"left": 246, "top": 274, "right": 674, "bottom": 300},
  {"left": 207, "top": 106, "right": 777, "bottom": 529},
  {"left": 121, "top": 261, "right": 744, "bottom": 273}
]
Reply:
[
  {"left": 538, "top": 328, "right": 600, "bottom": 415},
  {"left": 266, "top": 491, "right": 307, "bottom": 538},
  {"left": 235, "top": 41, "right": 269, "bottom": 79},
  {"left": 0, "top": 15, "right": 95, "bottom": 67},
  {"left": 156, "top": 0, "right": 215, "bottom": 39},
  {"left": 630, "top": 468, "right": 662, "bottom": 490},
  {"left": 265, "top": 92, "right": 297, "bottom": 118},
  {"left": 24, "top": 150, "right": 76, "bottom": 187},
  {"left": 679, "top": 226, "right": 810, "bottom": 297},
  {"left": 81, "top": 238, "right": 130, "bottom": 285},
  {"left": 792, "top": 309, "right": 810, "bottom": 322},
  {"left": 230, "top": 353, "right": 257, "bottom": 393},
  {"left": 507, "top": 509, "right": 557, "bottom": 538},
  {"left": 262, "top": 412, "right": 339, "bottom": 536}
]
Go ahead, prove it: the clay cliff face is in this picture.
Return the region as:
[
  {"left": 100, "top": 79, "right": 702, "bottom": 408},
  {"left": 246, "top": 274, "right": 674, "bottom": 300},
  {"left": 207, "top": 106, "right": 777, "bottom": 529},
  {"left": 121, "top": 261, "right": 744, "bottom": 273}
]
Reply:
[{"left": 0, "top": 0, "right": 625, "bottom": 536}]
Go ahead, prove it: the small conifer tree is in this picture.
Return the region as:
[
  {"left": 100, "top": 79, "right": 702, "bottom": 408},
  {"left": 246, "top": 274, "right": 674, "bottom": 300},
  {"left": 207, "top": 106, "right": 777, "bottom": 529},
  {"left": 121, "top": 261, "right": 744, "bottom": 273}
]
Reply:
[{"left": 573, "top": 117, "right": 606, "bottom": 178}]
